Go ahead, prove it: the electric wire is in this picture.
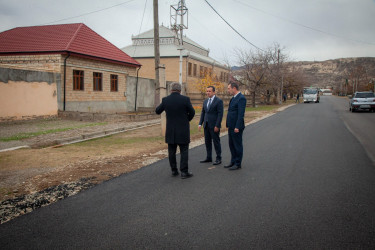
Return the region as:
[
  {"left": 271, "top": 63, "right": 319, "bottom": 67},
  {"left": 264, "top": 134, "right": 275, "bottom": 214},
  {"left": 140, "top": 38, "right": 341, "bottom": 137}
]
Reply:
[
  {"left": 42, "top": 0, "right": 137, "bottom": 25},
  {"left": 234, "top": 0, "right": 375, "bottom": 46},
  {"left": 203, "top": 0, "right": 264, "bottom": 51},
  {"left": 189, "top": 14, "right": 233, "bottom": 63},
  {"left": 132, "top": 0, "right": 149, "bottom": 56}
]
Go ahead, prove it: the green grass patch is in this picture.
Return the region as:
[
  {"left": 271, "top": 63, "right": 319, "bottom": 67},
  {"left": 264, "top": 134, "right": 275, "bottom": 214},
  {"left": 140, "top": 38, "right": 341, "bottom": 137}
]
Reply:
[{"left": 0, "top": 122, "right": 107, "bottom": 142}]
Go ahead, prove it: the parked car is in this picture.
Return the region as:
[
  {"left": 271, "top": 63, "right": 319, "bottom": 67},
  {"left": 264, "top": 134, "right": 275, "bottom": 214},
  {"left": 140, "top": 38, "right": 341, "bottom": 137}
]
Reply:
[{"left": 349, "top": 91, "right": 375, "bottom": 112}]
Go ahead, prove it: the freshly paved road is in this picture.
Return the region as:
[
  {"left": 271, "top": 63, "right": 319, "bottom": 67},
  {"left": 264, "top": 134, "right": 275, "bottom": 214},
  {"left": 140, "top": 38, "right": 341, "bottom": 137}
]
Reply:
[
  {"left": 333, "top": 96, "right": 375, "bottom": 164},
  {"left": 1, "top": 96, "right": 375, "bottom": 249}
]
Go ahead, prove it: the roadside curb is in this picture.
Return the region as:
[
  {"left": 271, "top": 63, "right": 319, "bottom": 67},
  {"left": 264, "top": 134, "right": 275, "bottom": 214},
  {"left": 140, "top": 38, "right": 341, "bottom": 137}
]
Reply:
[
  {"left": 0, "top": 145, "right": 30, "bottom": 153},
  {"left": 0, "top": 120, "right": 161, "bottom": 152},
  {"left": 49, "top": 121, "right": 161, "bottom": 148}
]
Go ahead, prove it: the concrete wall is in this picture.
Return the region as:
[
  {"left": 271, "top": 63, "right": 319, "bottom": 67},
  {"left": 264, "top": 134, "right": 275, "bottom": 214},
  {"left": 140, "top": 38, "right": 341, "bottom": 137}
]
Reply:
[
  {"left": 0, "top": 67, "right": 60, "bottom": 120},
  {"left": 126, "top": 76, "right": 155, "bottom": 112},
  {"left": 125, "top": 76, "right": 190, "bottom": 112}
]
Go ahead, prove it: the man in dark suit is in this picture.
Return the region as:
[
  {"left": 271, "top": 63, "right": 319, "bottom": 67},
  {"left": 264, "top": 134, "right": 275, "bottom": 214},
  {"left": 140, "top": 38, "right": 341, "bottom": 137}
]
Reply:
[
  {"left": 155, "top": 82, "right": 195, "bottom": 179},
  {"left": 198, "top": 86, "right": 224, "bottom": 165},
  {"left": 224, "top": 82, "right": 247, "bottom": 170}
]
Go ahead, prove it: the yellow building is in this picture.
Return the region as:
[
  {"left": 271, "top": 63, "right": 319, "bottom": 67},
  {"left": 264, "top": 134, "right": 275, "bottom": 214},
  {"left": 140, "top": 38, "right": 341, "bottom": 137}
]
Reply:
[{"left": 122, "top": 25, "right": 229, "bottom": 105}]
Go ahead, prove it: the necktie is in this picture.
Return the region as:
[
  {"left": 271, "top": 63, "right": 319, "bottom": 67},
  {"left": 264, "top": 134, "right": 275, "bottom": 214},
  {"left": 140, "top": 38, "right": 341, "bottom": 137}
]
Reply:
[{"left": 207, "top": 98, "right": 212, "bottom": 109}]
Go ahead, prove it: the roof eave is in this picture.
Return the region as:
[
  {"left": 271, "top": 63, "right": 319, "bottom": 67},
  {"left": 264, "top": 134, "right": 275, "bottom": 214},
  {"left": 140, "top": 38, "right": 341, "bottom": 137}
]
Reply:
[{"left": 66, "top": 52, "right": 141, "bottom": 68}]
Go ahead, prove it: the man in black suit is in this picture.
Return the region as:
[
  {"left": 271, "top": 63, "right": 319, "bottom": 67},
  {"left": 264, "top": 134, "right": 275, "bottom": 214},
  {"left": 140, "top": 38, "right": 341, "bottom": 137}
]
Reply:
[
  {"left": 224, "top": 82, "right": 247, "bottom": 170},
  {"left": 198, "top": 86, "right": 224, "bottom": 165},
  {"left": 155, "top": 82, "right": 195, "bottom": 179}
]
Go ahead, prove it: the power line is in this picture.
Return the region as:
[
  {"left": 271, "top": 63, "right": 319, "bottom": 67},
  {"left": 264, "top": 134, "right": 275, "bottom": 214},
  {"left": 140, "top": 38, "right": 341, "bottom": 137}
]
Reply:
[
  {"left": 203, "top": 0, "right": 264, "bottom": 51},
  {"left": 234, "top": 0, "right": 375, "bottom": 46},
  {"left": 42, "top": 0, "right": 137, "bottom": 25},
  {"left": 132, "top": 0, "right": 149, "bottom": 56}
]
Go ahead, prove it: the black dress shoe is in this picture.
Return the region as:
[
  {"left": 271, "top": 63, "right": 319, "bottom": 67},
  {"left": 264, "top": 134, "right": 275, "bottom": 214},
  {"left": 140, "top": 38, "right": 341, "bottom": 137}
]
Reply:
[
  {"left": 213, "top": 160, "right": 222, "bottom": 165},
  {"left": 229, "top": 165, "right": 241, "bottom": 170},
  {"left": 181, "top": 172, "right": 193, "bottom": 179},
  {"left": 224, "top": 163, "right": 234, "bottom": 168},
  {"left": 172, "top": 170, "right": 179, "bottom": 176},
  {"left": 200, "top": 159, "right": 212, "bottom": 163}
]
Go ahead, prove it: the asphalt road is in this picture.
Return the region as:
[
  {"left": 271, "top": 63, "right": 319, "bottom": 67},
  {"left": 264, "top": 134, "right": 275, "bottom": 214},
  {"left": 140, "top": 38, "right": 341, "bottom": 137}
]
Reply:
[
  {"left": 1, "top": 96, "right": 375, "bottom": 249},
  {"left": 331, "top": 96, "right": 375, "bottom": 164}
]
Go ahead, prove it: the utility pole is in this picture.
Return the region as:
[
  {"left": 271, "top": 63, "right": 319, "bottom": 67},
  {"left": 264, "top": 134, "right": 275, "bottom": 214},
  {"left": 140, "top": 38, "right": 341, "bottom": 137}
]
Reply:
[
  {"left": 154, "top": 0, "right": 167, "bottom": 135},
  {"left": 345, "top": 78, "right": 348, "bottom": 96},
  {"left": 171, "top": 0, "right": 188, "bottom": 85},
  {"left": 154, "top": 0, "right": 160, "bottom": 106},
  {"left": 278, "top": 49, "right": 282, "bottom": 104}
]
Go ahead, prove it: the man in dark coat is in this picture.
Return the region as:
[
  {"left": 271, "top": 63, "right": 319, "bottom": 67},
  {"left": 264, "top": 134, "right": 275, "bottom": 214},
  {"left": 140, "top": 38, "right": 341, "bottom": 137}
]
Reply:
[
  {"left": 224, "top": 82, "right": 247, "bottom": 170},
  {"left": 155, "top": 82, "right": 195, "bottom": 179},
  {"left": 198, "top": 86, "right": 224, "bottom": 165}
]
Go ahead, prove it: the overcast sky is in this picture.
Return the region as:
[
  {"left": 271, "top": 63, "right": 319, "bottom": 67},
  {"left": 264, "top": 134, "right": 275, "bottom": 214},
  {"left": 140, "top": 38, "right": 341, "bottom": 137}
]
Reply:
[{"left": 1, "top": 0, "right": 374, "bottom": 65}]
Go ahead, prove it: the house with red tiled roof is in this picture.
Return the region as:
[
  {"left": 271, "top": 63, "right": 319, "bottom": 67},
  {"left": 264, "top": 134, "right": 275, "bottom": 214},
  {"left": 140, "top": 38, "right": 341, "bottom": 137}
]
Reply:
[{"left": 0, "top": 23, "right": 141, "bottom": 120}]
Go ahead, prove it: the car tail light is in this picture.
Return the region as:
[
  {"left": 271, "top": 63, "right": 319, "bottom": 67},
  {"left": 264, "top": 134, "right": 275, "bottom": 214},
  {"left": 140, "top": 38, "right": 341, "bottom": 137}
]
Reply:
[{"left": 353, "top": 99, "right": 358, "bottom": 102}]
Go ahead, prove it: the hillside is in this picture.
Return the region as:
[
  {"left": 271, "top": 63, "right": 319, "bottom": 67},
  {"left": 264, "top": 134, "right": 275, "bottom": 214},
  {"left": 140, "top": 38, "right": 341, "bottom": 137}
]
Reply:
[
  {"left": 232, "top": 57, "right": 375, "bottom": 93},
  {"left": 285, "top": 57, "right": 375, "bottom": 91}
]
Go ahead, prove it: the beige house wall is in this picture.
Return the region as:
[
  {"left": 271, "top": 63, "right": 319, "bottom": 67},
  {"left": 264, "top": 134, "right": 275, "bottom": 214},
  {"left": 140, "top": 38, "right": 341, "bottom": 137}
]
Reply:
[
  {"left": 0, "top": 54, "right": 61, "bottom": 120},
  {"left": 136, "top": 57, "right": 184, "bottom": 82},
  {"left": 185, "top": 58, "right": 229, "bottom": 94},
  {"left": 0, "top": 81, "right": 57, "bottom": 119},
  {"left": 63, "top": 56, "right": 136, "bottom": 103},
  {"left": 62, "top": 56, "right": 137, "bottom": 113},
  {"left": 0, "top": 54, "right": 139, "bottom": 119},
  {"left": 135, "top": 56, "right": 229, "bottom": 96}
]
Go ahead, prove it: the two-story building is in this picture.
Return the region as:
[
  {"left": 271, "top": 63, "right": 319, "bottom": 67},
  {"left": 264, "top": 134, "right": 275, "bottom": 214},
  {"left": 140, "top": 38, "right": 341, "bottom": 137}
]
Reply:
[{"left": 122, "top": 25, "right": 230, "bottom": 105}]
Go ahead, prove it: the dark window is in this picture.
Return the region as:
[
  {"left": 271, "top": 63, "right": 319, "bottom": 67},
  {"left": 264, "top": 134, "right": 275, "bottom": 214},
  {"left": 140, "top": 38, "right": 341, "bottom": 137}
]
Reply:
[
  {"left": 93, "top": 72, "right": 102, "bottom": 91},
  {"left": 73, "top": 70, "right": 84, "bottom": 90},
  {"left": 193, "top": 64, "right": 197, "bottom": 76},
  {"left": 200, "top": 66, "right": 204, "bottom": 77},
  {"left": 355, "top": 92, "right": 375, "bottom": 98},
  {"left": 188, "top": 62, "right": 192, "bottom": 76},
  {"left": 111, "top": 74, "right": 118, "bottom": 92}
]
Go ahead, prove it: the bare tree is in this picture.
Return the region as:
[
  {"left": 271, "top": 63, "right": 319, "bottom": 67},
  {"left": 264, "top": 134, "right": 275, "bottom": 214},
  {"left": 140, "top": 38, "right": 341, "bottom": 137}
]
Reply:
[
  {"left": 266, "top": 43, "right": 288, "bottom": 103},
  {"left": 231, "top": 43, "right": 290, "bottom": 106},
  {"left": 232, "top": 48, "right": 270, "bottom": 107},
  {"left": 283, "top": 65, "right": 307, "bottom": 98},
  {"left": 343, "top": 60, "right": 370, "bottom": 94}
]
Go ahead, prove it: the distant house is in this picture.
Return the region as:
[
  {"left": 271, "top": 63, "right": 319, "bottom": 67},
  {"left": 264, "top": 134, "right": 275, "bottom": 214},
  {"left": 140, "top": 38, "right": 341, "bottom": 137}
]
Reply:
[
  {"left": 122, "top": 25, "right": 230, "bottom": 105},
  {"left": 0, "top": 23, "right": 141, "bottom": 120}
]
